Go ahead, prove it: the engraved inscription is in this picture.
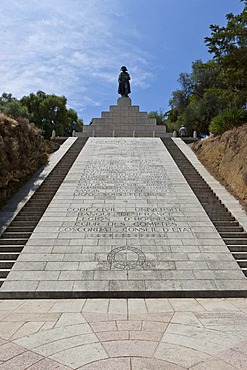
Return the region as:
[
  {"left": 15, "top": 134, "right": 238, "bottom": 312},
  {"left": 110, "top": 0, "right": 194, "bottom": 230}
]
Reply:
[
  {"left": 58, "top": 140, "right": 193, "bottom": 238},
  {"left": 59, "top": 207, "right": 192, "bottom": 238},
  {"left": 73, "top": 158, "right": 173, "bottom": 196}
]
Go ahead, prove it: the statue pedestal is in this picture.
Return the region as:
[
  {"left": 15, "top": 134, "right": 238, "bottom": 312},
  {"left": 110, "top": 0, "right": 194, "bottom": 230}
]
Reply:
[
  {"left": 117, "top": 97, "right": 131, "bottom": 106},
  {"left": 77, "top": 98, "right": 170, "bottom": 138}
]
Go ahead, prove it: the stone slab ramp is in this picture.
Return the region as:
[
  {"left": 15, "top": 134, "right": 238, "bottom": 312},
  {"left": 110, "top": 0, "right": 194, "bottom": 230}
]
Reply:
[{"left": 0, "top": 137, "right": 246, "bottom": 298}]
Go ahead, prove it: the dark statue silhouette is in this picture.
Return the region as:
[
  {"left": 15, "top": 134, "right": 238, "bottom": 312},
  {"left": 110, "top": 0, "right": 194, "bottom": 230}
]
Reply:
[{"left": 118, "top": 66, "right": 131, "bottom": 97}]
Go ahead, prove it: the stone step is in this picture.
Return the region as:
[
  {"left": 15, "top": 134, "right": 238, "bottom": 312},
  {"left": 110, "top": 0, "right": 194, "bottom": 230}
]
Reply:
[
  {"left": 0, "top": 246, "right": 23, "bottom": 253},
  {"left": 214, "top": 221, "right": 239, "bottom": 227},
  {"left": 224, "top": 238, "right": 247, "bottom": 245},
  {"left": 25, "top": 193, "right": 53, "bottom": 198},
  {"left": 35, "top": 182, "right": 62, "bottom": 186},
  {"left": 0, "top": 261, "right": 15, "bottom": 269},
  {"left": 22, "top": 202, "right": 51, "bottom": 207},
  {"left": 204, "top": 207, "right": 229, "bottom": 212},
  {"left": 27, "top": 192, "right": 53, "bottom": 196},
  {"left": 205, "top": 209, "right": 230, "bottom": 214},
  {"left": 200, "top": 201, "right": 222, "bottom": 204},
  {"left": 200, "top": 197, "right": 221, "bottom": 201},
  {"left": 206, "top": 214, "right": 231, "bottom": 219},
  {"left": 34, "top": 183, "right": 59, "bottom": 186},
  {"left": 14, "top": 216, "right": 42, "bottom": 221},
  {"left": 47, "top": 174, "right": 68, "bottom": 178},
  {"left": 24, "top": 194, "right": 51, "bottom": 199},
  {"left": 0, "top": 253, "right": 19, "bottom": 260},
  {"left": 0, "top": 269, "right": 11, "bottom": 278},
  {"left": 216, "top": 226, "right": 244, "bottom": 233},
  {"left": 23, "top": 203, "right": 50, "bottom": 207},
  {"left": 238, "top": 261, "right": 247, "bottom": 268},
  {"left": 0, "top": 239, "right": 27, "bottom": 245},
  {"left": 2, "top": 232, "right": 32, "bottom": 239},
  {"left": 194, "top": 197, "right": 221, "bottom": 206},
  {"left": 201, "top": 203, "right": 223, "bottom": 208},
  {"left": 232, "top": 252, "right": 247, "bottom": 259},
  {"left": 193, "top": 187, "right": 212, "bottom": 192},
  {"left": 9, "top": 221, "right": 38, "bottom": 228},
  {"left": 31, "top": 194, "right": 56, "bottom": 199},
  {"left": 36, "top": 182, "right": 61, "bottom": 186},
  {"left": 220, "top": 232, "right": 247, "bottom": 239},
  {"left": 228, "top": 245, "right": 247, "bottom": 252},
  {"left": 6, "top": 227, "right": 34, "bottom": 233},
  {"left": 17, "top": 210, "right": 48, "bottom": 214},
  {"left": 211, "top": 216, "right": 235, "bottom": 221}
]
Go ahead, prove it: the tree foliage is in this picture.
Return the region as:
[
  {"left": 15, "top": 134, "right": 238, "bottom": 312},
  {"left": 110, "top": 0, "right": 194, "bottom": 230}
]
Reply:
[
  {"left": 148, "top": 110, "right": 167, "bottom": 125},
  {"left": 0, "top": 93, "right": 30, "bottom": 120},
  {"left": 165, "top": 1, "right": 247, "bottom": 135},
  {"left": 205, "top": 0, "right": 247, "bottom": 91},
  {"left": 20, "top": 91, "right": 83, "bottom": 139},
  {"left": 0, "top": 91, "right": 83, "bottom": 139}
]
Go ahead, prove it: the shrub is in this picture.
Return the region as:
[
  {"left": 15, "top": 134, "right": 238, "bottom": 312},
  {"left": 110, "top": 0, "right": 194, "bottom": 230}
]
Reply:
[
  {"left": 209, "top": 109, "right": 247, "bottom": 135},
  {"left": 0, "top": 114, "right": 56, "bottom": 208}
]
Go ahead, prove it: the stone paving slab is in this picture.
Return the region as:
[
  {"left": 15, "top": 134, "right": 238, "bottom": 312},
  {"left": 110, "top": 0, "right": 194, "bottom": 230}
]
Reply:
[
  {"left": 1, "top": 138, "right": 246, "bottom": 297},
  {"left": 0, "top": 298, "right": 246, "bottom": 369}
]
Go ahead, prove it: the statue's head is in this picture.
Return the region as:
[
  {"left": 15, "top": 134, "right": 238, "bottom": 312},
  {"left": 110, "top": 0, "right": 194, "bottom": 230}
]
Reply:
[{"left": 121, "top": 66, "right": 127, "bottom": 72}]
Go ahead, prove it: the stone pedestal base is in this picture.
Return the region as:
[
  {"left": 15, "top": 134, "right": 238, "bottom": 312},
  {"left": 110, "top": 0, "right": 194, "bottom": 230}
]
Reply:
[{"left": 77, "top": 98, "right": 170, "bottom": 138}]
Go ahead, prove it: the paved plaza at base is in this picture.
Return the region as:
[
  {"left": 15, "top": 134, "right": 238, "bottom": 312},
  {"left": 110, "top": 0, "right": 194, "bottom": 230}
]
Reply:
[
  {"left": 1, "top": 137, "right": 246, "bottom": 295},
  {"left": 0, "top": 298, "right": 247, "bottom": 369}
]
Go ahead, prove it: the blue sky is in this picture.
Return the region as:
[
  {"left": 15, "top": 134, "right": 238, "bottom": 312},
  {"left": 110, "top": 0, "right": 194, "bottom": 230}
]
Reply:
[{"left": 0, "top": 0, "right": 244, "bottom": 124}]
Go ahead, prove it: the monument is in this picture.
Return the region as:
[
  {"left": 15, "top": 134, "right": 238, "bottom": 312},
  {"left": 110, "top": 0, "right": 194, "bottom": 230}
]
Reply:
[
  {"left": 77, "top": 67, "right": 169, "bottom": 138},
  {"left": 0, "top": 67, "right": 246, "bottom": 370},
  {"left": 0, "top": 67, "right": 246, "bottom": 298},
  {"left": 118, "top": 66, "right": 131, "bottom": 97}
]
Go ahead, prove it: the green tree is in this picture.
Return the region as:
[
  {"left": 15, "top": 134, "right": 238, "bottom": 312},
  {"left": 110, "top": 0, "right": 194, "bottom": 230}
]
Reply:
[
  {"left": 191, "top": 60, "right": 223, "bottom": 98},
  {"left": 0, "top": 93, "right": 30, "bottom": 120},
  {"left": 148, "top": 109, "right": 167, "bottom": 125},
  {"left": 21, "top": 91, "right": 83, "bottom": 139},
  {"left": 0, "top": 92, "right": 14, "bottom": 103},
  {"left": 205, "top": 0, "right": 247, "bottom": 92},
  {"left": 169, "top": 90, "right": 189, "bottom": 114},
  {"left": 177, "top": 72, "right": 194, "bottom": 99},
  {"left": 165, "top": 1, "right": 247, "bottom": 135}
]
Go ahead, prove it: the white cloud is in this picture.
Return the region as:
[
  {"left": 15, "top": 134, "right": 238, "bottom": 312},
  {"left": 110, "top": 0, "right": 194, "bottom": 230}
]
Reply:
[{"left": 0, "top": 0, "right": 156, "bottom": 122}]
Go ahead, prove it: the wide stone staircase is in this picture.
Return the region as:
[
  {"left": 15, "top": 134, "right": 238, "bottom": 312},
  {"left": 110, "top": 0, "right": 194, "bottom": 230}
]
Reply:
[{"left": 0, "top": 137, "right": 246, "bottom": 292}]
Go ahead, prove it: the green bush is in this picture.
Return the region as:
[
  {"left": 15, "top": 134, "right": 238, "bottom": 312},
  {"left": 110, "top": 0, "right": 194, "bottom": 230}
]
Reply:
[{"left": 209, "top": 109, "right": 247, "bottom": 135}]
